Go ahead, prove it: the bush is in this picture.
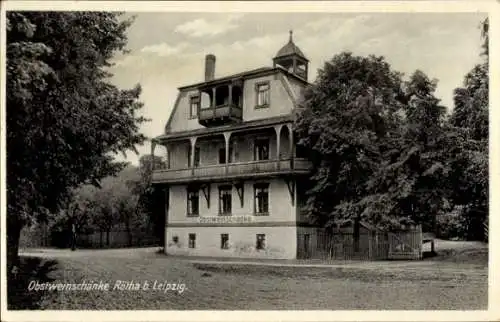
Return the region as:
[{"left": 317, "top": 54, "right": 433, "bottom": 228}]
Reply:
[{"left": 436, "top": 213, "right": 466, "bottom": 240}]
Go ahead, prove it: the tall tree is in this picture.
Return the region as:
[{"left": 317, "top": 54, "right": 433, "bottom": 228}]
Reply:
[
  {"left": 295, "top": 52, "right": 454, "bottom": 241},
  {"left": 448, "top": 18, "right": 488, "bottom": 240},
  {"left": 133, "top": 154, "right": 166, "bottom": 245},
  {"left": 295, "top": 53, "right": 405, "bottom": 241},
  {"left": 6, "top": 12, "right": 147, "bottom": 271},
  {"left": 363, "top": 71, "right": 450, "bottom": 234}
]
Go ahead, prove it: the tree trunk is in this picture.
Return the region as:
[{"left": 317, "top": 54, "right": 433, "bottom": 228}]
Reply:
[
  {"left": 126, "top": 221, "right": 132, "bottom": 247},
  {"left": 7, "top": 218, "right": 23, "bottom": 274},
  {"left": 106, "top": 230, "right": 110, "bottom": 246},
  {"left": 99, "top": 231, "right": 103, "bottom": 248}
]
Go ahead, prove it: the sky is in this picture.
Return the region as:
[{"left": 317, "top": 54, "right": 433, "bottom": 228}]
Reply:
[{"left": 109, "top": 12, "right": 487, "bottom": 165}]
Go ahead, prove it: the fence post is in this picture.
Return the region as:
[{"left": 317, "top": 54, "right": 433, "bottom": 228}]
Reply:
[
  {"left": 418, "top": 224, "right": 423, "bottom": 259},
  {"left": 368, "top": 234, "right": 372, "bottom": 259}
]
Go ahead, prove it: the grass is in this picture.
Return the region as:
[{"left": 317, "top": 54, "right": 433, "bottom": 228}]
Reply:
[
  {"left": 192, "top": 262, "right": 473, "bottom": 282},
  {"left": 7, "top": 257, "right": 59, "bottom": 309},
  {"left": 11, "top": 246, "right": 488, "bottom": 310}
]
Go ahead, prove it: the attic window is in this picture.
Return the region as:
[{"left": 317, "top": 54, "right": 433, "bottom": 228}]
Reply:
[
  {"left": 255, "top": 82, "right": 270, "bottom": 108},
  {"left": 189, "top": 95, "right": 200, "bottom": 119}
]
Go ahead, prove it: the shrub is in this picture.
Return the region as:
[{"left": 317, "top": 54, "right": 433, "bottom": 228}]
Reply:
[{"left": 436, "top": 213, "right": 466, "bottom": 240}]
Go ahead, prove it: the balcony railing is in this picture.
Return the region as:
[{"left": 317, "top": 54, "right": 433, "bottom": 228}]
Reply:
[
  {"left": 152, "top": 158, "right": 312, "bottom": 184},
  {"left": 198, "top": 103, "right": 242, "bottom": 126}
]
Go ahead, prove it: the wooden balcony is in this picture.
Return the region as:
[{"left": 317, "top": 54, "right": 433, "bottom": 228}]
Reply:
[
  {"left": 198, "top": 104, "right": 242, "bottom": 127},
  {"left": 152, "top": 158, "right": 312, "bottom": 184}
]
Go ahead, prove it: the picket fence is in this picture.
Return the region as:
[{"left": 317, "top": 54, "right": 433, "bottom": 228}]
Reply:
[{"left": 297, "top": 226, "right": 423, "bottom": 261}]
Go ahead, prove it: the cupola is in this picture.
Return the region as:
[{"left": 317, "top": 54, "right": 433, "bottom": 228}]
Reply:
[{"left": 273, "top": 30, "right": 309, "bottom": 81}]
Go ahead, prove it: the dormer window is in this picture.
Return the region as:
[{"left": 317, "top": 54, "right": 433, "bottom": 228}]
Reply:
[
  {"left": 189, "top": 95, "right": 200, "bottom": 119},
  {"left": 256, "top": 82, "right": 270, "bottom": 108}
]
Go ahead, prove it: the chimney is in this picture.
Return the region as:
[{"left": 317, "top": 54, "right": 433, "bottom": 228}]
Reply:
[{"left": 204, "top": 54, "right": 216, "bottom": 81}]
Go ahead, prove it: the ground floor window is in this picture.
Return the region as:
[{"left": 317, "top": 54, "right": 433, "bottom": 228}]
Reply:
[
  {"left": 256, "top": 234, "right": 266, "bottom": 250},
  {"left": 221, "top": 234, "right": 229, "bottom": 249},
  {"left": 188, "top": 234, "right": 196, "bottom": 248}
]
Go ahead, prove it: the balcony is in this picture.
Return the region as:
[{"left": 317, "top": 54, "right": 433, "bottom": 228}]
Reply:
[
  {"left": 197, "top": 81, "right": 243, "bottom": 127},
  {"left": 198, "top": 104, "right": 242, "bottom": 127},
  {"left": 152, "top": 158, "right": 312, "bottom": 184}
]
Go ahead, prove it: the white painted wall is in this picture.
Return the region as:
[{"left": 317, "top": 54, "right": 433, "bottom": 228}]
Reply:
[
  {"left": 165, "top": 226, "right": 297, "bottom": 259},
  {"left": 168, "top": 178, "right": 296, "bottom": 224},
  {"left": 166, "top": 72, "right": 302, "bottom": 133}
]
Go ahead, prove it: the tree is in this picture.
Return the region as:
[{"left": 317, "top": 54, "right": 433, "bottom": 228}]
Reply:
[
  {"left": 295, "top": 53, "right": 406, "bottom": 249},
  {"left": 362, "top": 70, "right": 452, "bottom": 253},
  {"left": 7, "top": 12, "right": 147, "bottom": 271},
  {"left": 49, "top": 190, "right": 95, "bottom": 248},
  {"left": 447, "top": 18, "right": 488, "bottom": 240},
  {"left": 69, "top": 165, "right": 143, "bottom": 247},
  {"left": 133, "top": 154, "right": 166, "bottom": 245},
  {"left": 295, "top": 52, "right": 453, "bottom": 246}
]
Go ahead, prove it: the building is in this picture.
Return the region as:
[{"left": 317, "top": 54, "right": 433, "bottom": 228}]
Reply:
[{"left": 151, "top": 31, "right": 315, "bottom": 259}]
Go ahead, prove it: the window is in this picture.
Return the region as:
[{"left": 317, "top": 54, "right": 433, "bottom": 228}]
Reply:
[
  {"left": 188, "top": 147, "right": 200, "bottom": 167},
  {"left": 189, "top": 95, "right": 200, "bottom": 119},
  {"left": 254, "top": 183, "right": 269, "bottom": 215},
  {"left": 221, "top": 234, "right": 229, "bottom": 249},
  {"left": 172, "top": 236, "right": 179, "bottom": 244},
  {"left": 256, "top": 234, "right": 266, "bottom": 250},
  {"left": 187, "top": 187, "right": 199, "bottom": 217},
  {"left": 219, "top": 185, "right": 232, "bottom": 215},
  {"left": 188, "top": 234, "right": 196, "bottom": 248},
  {"left": 256, "top": 82, "right": 270, "bottom": 108},
  {"left": 218, "top": 147, "right": 233, "bottom": 164},
  {"left": 254, "top": 138, "right": 270, "bottom": 161}
]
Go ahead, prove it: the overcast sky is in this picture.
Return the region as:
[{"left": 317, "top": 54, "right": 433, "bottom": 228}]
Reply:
[{"left": 109, "top": 12, "right": 486, "bottom": 165}]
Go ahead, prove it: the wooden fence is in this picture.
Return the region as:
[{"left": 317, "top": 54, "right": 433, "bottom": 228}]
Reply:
[
  {"left": 297, "top": 226, "right": 423, "bottom": 261},
  {"left": 77, "top": 230, "right": 159, "bottom": 249},
  {"left": 20, "top": 226, "right": 160, "bottom": 249}
]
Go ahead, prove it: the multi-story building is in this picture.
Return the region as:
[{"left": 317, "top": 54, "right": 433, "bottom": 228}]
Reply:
[{"left": 151, "top": 32, "right": 315, "bottom": 259}]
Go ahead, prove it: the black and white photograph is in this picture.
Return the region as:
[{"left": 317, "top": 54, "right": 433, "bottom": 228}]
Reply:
[{"left": 1, "top": 1, "right": 497, "bottom": 320}]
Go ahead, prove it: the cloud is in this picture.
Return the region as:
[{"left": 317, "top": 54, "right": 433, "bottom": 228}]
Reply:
[
  {"left": 174, "top": 14, "right": 244, "bottom": 38},
  {"left": 140, "top": 42, "right": 190, "bottom": 56},
  {"left": 229, "top": 34, "right": 277, "bottom": 53}
]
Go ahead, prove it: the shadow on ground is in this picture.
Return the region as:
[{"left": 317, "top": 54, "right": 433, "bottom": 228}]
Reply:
[{"left": 8, "top": 257, "right": 59, "bottom": 310}]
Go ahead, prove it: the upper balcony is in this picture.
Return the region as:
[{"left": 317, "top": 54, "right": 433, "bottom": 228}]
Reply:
[
  {"left": 151, "top": 122, "right": 312, "bottom": 185},
  {"left": 151, "top": 158, "right": 311, "bottom": 184},
  {"left": 199, "top": 104, "right": 242, "bottom": 126},
  {"left": 198, "top": 81, "right": 243, "bottom": 127}
]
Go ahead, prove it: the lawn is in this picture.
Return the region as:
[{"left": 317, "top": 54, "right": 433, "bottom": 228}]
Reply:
[{"left": 12, "top": 246, "right": 488, "bottom": 310}]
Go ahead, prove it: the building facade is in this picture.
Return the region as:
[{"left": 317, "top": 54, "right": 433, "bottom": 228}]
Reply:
[{"left": 151, "top": 32, "right": 314, "bottom": 259}]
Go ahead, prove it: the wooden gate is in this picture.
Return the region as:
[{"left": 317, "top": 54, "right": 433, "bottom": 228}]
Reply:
[{"left": 387, "top": 225, "right": 423, "bottom": 260}]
